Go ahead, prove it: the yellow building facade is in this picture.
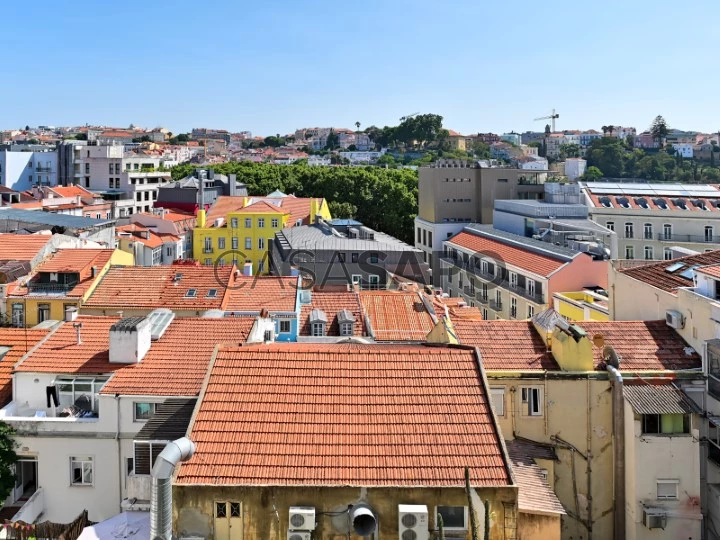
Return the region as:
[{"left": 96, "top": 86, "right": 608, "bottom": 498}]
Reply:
[
  {"left": 193, "top": 194, "right": 331, "bottom": 275},
  {"left": 553, "top": 290, "right": 610, "bottom": 321}
]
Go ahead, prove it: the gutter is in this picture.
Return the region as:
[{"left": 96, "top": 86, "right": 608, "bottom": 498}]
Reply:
[{"left": 606, "top": 365, "right": 625, "bottom": 540}]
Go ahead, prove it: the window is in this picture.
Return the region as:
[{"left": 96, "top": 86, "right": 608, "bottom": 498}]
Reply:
[
  {"left": 521, "top": 386, "right": 542, "bottom": 416},
  {"left": 664, "top": 248, "right": 673, "bottom": 261},
  {"left": 218, "top": 237, "right": 226, "bottom": 250},
  {"left": 657, "top": 479, "right": 679, "bottom": 500},
  {"left": 490, "top": 387, "right": 505, "bottom": 416},
  {"left": 244, "top": 218, "right": 252, "bottom": 228},
  {"left": 232, "top": 237, "right": 238, "bottom": 250},
  {"left": 70, "top": 456, "right": 93, "bottom": 485},
  {"left": 644, "top": 223, "right": 653, "bottom": 239},
  {"left": 279, "top": 320, "right": 291, "bottom": 333},
  {"left": 115, "top": 163, "right": 120, "bottom": 174},
  {"left": 495, "top": 289, "right": 502, "bottom": 307},
  {"left": 271, "top": 218, "right": 279, "bottom": 228},
  {"left": 38, "top": 304, "right": 50, "bottom": 323},
  {"left": 510, "top": 297, "right": 517, "bottom": 318},
  {"left": 85, "top": 163, "right": 90, "bottom": 174},
  {"left": 311, "top": 322, "right": 326, "bottom": 337},
  {"left": 706, "top": 226, "right": 714, "bottom": 242},
  {"left": 509, "top": 272, "right": 517, "bottom": 288},
  {"left": 133, "top": 442, "right": 167, "bottom": 475},
  {"left": 109, "top": 164, "right": 114, "bottom": 174},
  {"left": 663, "top": 224, "right": 672, "bottom": 240},
  {"left": 85, "top": 177, "right": 90, "bottom": 188},
  {"left": 644, "top": 246, "right": 653, "bottom": 260},
  {"left": 428, "top": 231, "right": 433, "bottom": 247},
  {"left": 109, "top": 179, "right": 114, "bottom": 188},
  {"left": 481, "top": 283, "right": 488, "bottom": 301},
  {"left": 527, "top": 280, "right": 536, "bottom": 298},
  {"left": 436, "top": 506, "right": 468, "bottom": 531},
  {"left": 204, "top": 237, "right": 212, "bottom": 253},
  {"left": 422, "top": 229, "right": 427, "bottom": 246},
  {"left": 351, "top": 252, "right": 359, "bottom": 263},
  {"left": 258, "top": 218, "right": 265, "bottom": 228},
  {"left": 642, "top": 414, "right": 690, "bottom": 435},
  {"left": 368, "top": 275, "right": 380, "bottom": 290},
  {"left": 482, "top": 308, "right": 488, "bottom": 320},
  {"left": 57, "top": 377, "right": 108, "bottom": 413},
  {"left": 340, "top": 322, "right": 353, "bottom": 336},
  {"left": 625, "top": 245, "right": 634, "bottom": 259},
  {"left": 133, "top": 402, "right": 157, "bottom": 421},
  {"left": 416, "top": 227, "right": 421, "bottom": 243},
  {"left": 230, "top": 218, "right": 238, "bottom": 228},
  {"left": 527, "top": 305, "right": 535, "bottom": 319},
  {"left": 204, "top": 258, "right": 212, "bottom": 265},
  {"left": 370, "top": 252, "right": 378, "bottom": 264},
  {"left": 481, "top": 260, "right": 489, "bottom": 275},
  {"left": 207, "top": 289, "right": 218, "bottom": 298},
  {"left": 185, "top": 289, "right": 197, "bottom": 298},
  {"left": 337, "top": 252, "right": 346, "bottom": 263},
  {"left": 606, "top": 221, "right": 615, "bottom": 232},
  {"left": 258, "top": 238, "right": 265, "bottom": 250},
  {"left": 624, "top": 222, "right": 634, "bottom": 239},
  {"left": 245, "top": 238, "right": 252, "bottom": 250},
  {"left": 258, "top": 260, "right": 264, "bottom": 272}
]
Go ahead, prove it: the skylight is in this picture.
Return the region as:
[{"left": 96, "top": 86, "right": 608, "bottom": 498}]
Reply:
[
  {"left": 678, "top": 265, "right": 701, "bottom": 280},
  {"left": 147, "top": 309, "right": 176, "bottom": 340},
  {"left": 206, "top": 289, "right": 218, "bottom": 298},
  {"left": 665, "top": 262, "right": 685, "bottom": 273},
  {"left": 185, "top": 289, "right": 197, "bottom": 298}
]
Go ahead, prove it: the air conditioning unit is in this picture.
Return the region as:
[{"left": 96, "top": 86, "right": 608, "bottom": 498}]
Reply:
[
  {"left": 398, "top": 504, "right": 429, "bottom": 540},
  {"left": 666, "top": 309, "right": 685, "bottom": 329},
  {"left": 642, "top": 508, "right": 666, "bottom": 530},
  {"left": 289, "top": 506, "right": 315, "bottom": 531},
  {"left": 287, "top": 532, "right": 311, "bottom": 540}
]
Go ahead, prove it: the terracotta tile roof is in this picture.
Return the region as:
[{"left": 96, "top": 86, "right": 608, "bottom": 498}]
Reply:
[
  {"left": 48, "top": 186, "right": 95, "bottom": 199},
  {"left": 448, "top": 232, "right": 568, "bottom": 277},
  {"left": 11, "top": 202, "right": 42, "bottom": 210},
  {"left": 580, "top": 320, "right": 701, "bottom": 371},
  {"left": 223, "top": 276, "right": 298, "bottom": 313},
  {"left": 619, "top": 250, "right": 720, "bottom": 293},
  {"left": 505, "top": 439, "right": 565, "bottom": 515},
  {"left": 205, "top": 195, "right": 324, "bottom": 228},
  {"left": 433, "top": 295, "right": 484, "bottom": 321},
  {"left": 0, "top": 234, "right": 50, "bottom": 262},
  {"left": 454, "top": 320, "right": 559, "bottom": 370},
  {"left": 101, "top": 317, "right": 253, "bottom": 396},
  {"left": 15, "top": 317, "right": 126, "bottom": 374},
  {"left": 116, "top": 225, "right": 180, "bottom": 249},
  {"left": 623, "top": 382, "right": 698, "bottom": 415},
  {"left": 587, "top": 192, "right": 720, "bottom": 211},
  {"left": 0, "top": 328, "right": 51, "bottom": 405},
  {"left": 205, "top": 196, "right": 246, "bottom": 224},
  {"left": 84, "top": 265, "right": 234, "bottom": 311},
  {"left": 695, "top": 263, "right": 720, "bottom": 279},
  {"left": 299, "top": 292, "right": 365, "bottom": 336},
  {"left": 360, "top": 291, "right": 435, "bottom": 341},
  {"left": 176, "top": 343, "right": 512, "bottom": 487},
  {"left": 232, "top": 200, "right": 287, "bottom": 214}
]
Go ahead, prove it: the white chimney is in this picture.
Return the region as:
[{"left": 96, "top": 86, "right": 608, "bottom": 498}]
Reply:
[
  {"left": 109, "top": 317, "right": 152, "bottom": 364},
  {"left": 246, "top": 309, "right": 276, "bottom": 344},
  {"left": 64, "top": 306, "right": 78, "bottom": 322},
  {"left": 242, "top": 262, "right": 253, "bottom": 276}
]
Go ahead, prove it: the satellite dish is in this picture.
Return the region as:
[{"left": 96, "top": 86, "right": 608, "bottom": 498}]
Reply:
[{"left": 602, "top": 345, "right": 621, "bottom": 368}]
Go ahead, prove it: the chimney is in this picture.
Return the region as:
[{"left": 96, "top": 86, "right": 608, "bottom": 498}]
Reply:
[
  {"left": 64, "top": 306, "right": 78, "bottom": 322},
  {"left": 73, "top": 322, "right": 83, "bottom": 345},
  {"left": 109, "top": 317, "right": 152, "bottom": 364},
  {"left": 229, "top": 173, "right": 237, "bottom": 197},
  {"left": 242, "top": 262, "right": 253, "bottom": 276},
  {"left": 197, "top": 169, "right": 206, "bottom": 209}
]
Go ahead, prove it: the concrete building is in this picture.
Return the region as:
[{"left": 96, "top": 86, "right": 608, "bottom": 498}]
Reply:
[
  {"left": 415, "top": 161, "right": 546, "bottom": 285},
  {"left": 155, "top": 169, "right": 247, "bottom": 214},
  {"left": 270, "top": 218, "right": 429, "bottom": 290},
  {"left": 580, "top": 182, "right": 720, "bottom": 260},
  {"left": 441, "top": 224, "right": 608, "bottom": 320},
  {"left": 172, "top": 343, "right": 521, "bottom": 540},
  {"left": 672, "top": 142, "right": 694, "bottom": 158},
  {"left": 564, "top": 157, "right": 587, "bottom": 180},
  {"left": 0, "top": 208, "right": 117, "bottom": 246},
  {"left": 0, "top": 147, "right": 57, "bottom": 190},
  {"left": 501, "top": 132, "right": 522, "bottom": 145}
]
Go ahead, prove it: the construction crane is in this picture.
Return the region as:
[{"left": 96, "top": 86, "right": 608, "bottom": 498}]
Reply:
[
  {"left": 534, "top": 108, "right": 560, "bottom": 132},
  {"left": 399, "top": 112, "right": 420, "bottom": 123}
]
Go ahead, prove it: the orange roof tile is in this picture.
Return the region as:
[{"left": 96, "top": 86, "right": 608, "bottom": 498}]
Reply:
[
  {"left": 232, "top": 200, "right": 287, "bottom": 214},
  {"left": 619, "top": 250, "right": 720, "bottom": 293},
  {"left": 205, "top": 195, "right": 324, "bottom": 227},
  {"left": 11, "top": 202, "right": 42, "bottom": 210},
  {"left": 299, "top": 292, "right": 365, "bottom": 336},
  {"left": 0, "top": 234, "right": 50, "bottom": 262},
  {"left": 48, "top": 186, "right": 95, "bottom": 199},
  {"left": 697, "top": 264, "right": 720, "bottom": 279},
  {"left": 223, "top": 276, "right": 298, "bottom": 313},
  {"left": 448, "top": 232, "right": 569, "bottom": 277},
  {"left": 176, "top": 343, "right": 512, "bottom": 487},
  {"left": 101, "top": 317, "right": 254, "bottom": 396},
  {"left": 0, "top": 328, "right": 51, "bottom": 405},
  {"left": 360, "top": 291, "right": 435, "bottom": 341},
  {"left": 454, "top": 320, "right": 559, "bottom": 370},
  {"left": 84, "top": 266, "right": 234, "bottom": 311},
  {"left": 116, "top": 225, "right": 180, "bottom": 249}
]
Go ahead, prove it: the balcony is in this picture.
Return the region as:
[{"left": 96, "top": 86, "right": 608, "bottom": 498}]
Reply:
[
  {"left": 202, "top": 247, "right": 214, "bottom": 254},
  {"left": 10, "top": 487, "right": 44, "bottom": 524},
  {"left": 657, "top": 233, "right": 720, "bottom": 243},
  {"left": 476, "top": 293, "right": 489, "bottom": 304},
  {"left": 35, "top": 166, "right": 52, "bottom": 173},
  {"left": 489, "top": 299, "right": 503, "bottom": 311},
  {"left": 26, "top": 281, "right": 78, "bottom": 294}
]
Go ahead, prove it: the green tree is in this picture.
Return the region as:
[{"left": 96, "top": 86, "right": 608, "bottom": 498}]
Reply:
[
  {"left": 355, "top": 121, "right": 361, "bottom": 132},
  {"left": 328, "top": 201, "right": 357, "bottom": 218},
  {"left": 347, "top": 144, "right": 357, "bottom": 151},
  {"left": 376, "top": 153, "right": 397, "bottom": 167},
  {"left": 625, "top": 134, "right": 634, "bottom": 148},
  {"left": 325, "top": 129, "right": 339, "bottom": 150},
  {"left": 132, "top": 135, "right": 151, "bottom": 143},
  {"left": 559, "top": 143, "right": 581, "bottom": 159},
  {"left": 176, "top": 133, "right": 189, "bottom": 142},
  {"left": 703, "top": 167, "right": 720, "bottom": 181},
  {"left": 264, "top": 136, "right": 285, "bottom": 148},
  {"left": 0, "top": 423, "right": 17, "bottom": 502},
  {"left": 27, "top": 138, "right": 39, "bottom": 144},
  {"left": 587, "top": 138, "right": 625, "bottom": 177},
  {"left": 75, "top": 133, "right": 88, "bottom": 141},
  {"left": 471, "top": 141, "right": 491, "bottom": 159},
  {"left": 583, "top": 166, "right": 603, "bottom": 180},
  {"left": 650, "top": 115, "right": 669, "bottom": 147}
]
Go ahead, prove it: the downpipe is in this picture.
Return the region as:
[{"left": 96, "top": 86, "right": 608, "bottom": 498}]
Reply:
[{"left": 150, "top": 437, "right": 196, "bottom": 540}]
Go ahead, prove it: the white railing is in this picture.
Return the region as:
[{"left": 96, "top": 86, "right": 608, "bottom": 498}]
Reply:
[{"left": 11, "top": 487, "right": 44, "bottom": 523}]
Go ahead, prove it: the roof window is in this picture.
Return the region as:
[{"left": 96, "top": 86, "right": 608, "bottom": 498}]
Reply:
[{"left": 185, "top": 289, "right": 197, "bottom": 298}]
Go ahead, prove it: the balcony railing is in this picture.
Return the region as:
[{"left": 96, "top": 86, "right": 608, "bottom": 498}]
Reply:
[
  {"left": 476, "top": 293, "right": 489, "bottom": 304},
  {"left": 489, "top": 299, "right": 503, "bottom": 311},
  {"left": 26, "top": 281, "right": 79, "bottom": 293},
  {"left": 35, "top": 166, "right": 52, "bottom": 173},
  {"left": 657, "top": 233, "right": 720, "bottom": 243}
]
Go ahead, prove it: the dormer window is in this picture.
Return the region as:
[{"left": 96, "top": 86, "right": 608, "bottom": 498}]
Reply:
[
  {"left": 185, "top": 289, "right": 197, "bottom": 298},
  {"left": 337, "top": 309, "right": 355, "bottom": 337},
  {"left": 309, "top": 309, "right": 327, "bottom": 337}
]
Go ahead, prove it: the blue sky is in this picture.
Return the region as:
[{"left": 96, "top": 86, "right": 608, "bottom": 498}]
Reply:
[{"left": 3, "top": 0, "right": 719, "bottom": 136}]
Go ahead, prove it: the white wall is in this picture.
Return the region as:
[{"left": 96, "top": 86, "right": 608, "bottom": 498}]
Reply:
[{"left": 0, "top": 151, "right": 58, "bottom": 190}]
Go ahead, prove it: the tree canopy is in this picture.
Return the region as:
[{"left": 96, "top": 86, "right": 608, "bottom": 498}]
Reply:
[
  {"left": 173, "top": 161, "right": 418, "bottom": 243},
  {"left": 650, "top": 115, "right": 669, "bottom": 145},
  {"left": 0, "top": 423, "right": 17, "bottom": 502}
]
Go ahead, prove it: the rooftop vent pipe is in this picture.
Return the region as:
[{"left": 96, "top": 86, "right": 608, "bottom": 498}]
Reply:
[{"left": 150, "top": 437, "right": 196, "bottom": 540}]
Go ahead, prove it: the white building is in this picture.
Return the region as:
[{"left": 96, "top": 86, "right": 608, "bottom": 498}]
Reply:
[
  {"left": 581, "top": 182, "right": 720, "bottom": 260},
  {"left": 0, "top": 313, "right": 256, "bottom": 523},
  {"left": 0, "top": 149, "right": 58, "bottom": 190},
  {"left": 565, "top": 158, "right": 587, "bottom": 180},
  {"left": 500, "top": 132, "right": 521, "bottom": 145},
  {"left": 672, "top": 143, "right": 694, "bottom": 158}
]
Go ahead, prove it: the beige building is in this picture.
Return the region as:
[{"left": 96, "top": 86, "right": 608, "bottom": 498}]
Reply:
[
  {"left": 580, "top": 182, "right": 720, "bottom": 260},
  {"left": 450, "top": 311, "right": 703, "bottom": 540},
  {"left": 415, "top": 162, "right": 546, "bottom": 284}
]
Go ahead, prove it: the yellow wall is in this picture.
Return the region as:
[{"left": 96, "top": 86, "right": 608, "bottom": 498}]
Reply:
[
  {"left": 554, "top": 292, "right": 609, "bottom": 322},
  {"left": 7, "top": 249, "right": 133, "bottom": 327},
  {"left": 174, "top": 485, "right": 518, "bottom": 539},
  {"left": 193, "top": 198, "right": 332, "bottom": 275}
]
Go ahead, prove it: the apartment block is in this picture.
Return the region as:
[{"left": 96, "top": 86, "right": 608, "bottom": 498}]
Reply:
[
  {"left": 0, "top": 146, "right": 57, "bottom": 190},
  {"left": 415, "top": 161, "right": 546, "bottom": 285}
]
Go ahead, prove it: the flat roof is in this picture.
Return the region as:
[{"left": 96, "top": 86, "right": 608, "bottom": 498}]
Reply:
[{"left": 0, "top": 208, "right": 114, "bottom": 229}]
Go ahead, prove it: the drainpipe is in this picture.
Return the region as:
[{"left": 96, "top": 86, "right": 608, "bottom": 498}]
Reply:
[
  {"left": 150, "top": 437, "right": 195, "bottom": 540},
  {"left": 606, "top": 365, "right": 625, "bottom": 540}
]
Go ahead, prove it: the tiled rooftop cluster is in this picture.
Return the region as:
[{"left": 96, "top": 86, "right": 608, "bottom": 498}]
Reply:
[{"left": 619, "top": 250, "right": 720, "bottom": 293}]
